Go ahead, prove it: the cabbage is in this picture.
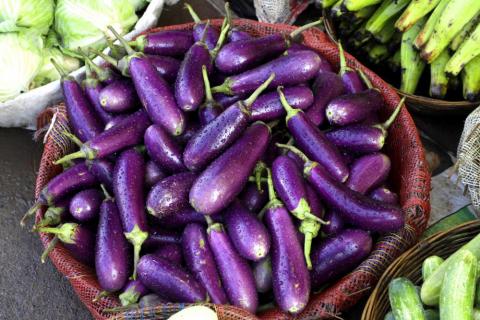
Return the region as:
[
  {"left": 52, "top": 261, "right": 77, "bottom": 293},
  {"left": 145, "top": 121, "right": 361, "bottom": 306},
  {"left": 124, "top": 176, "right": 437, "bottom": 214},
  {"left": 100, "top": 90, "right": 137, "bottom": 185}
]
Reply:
[
  {"left": 129, "top": 0, "right": 149, "bottom": 11},
  {"left": 55, "top": 0, "right": 138, "bottom": 51},
  {"left": 0, "top": 32, "right": 43, "bottom": 102},
  {"left": 0, "top": 0, "right": 54, "bottom": 35}
]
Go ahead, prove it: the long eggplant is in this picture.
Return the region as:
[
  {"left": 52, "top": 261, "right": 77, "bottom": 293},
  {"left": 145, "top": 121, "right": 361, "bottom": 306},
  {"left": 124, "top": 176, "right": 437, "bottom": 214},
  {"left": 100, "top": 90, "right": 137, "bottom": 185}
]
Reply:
[{"left": 129, "top": 30, "right": 194, "bottom": 56}]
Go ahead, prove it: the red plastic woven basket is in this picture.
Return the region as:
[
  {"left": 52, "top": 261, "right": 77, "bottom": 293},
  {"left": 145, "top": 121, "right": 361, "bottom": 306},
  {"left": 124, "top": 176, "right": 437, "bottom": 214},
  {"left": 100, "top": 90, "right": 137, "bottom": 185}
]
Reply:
[{"left": 34, "top": 19, "right": 431, "bottom": 320}]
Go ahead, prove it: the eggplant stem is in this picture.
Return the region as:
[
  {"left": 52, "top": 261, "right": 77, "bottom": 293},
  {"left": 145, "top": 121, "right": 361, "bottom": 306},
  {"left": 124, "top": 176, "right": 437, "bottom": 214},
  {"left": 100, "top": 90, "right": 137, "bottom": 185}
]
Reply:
[
  {"left": 50, "top": 58, "right": 68, "bottom": 78},
  {"left": 277, "top": 86, "right": 302, "bottom": 121},
  {"left": 202, "top": 65, "right": 213, "bottom": 102},
  {"left": 107, "top": 26, "right": 135, "bottom": 56},
  {"left": 211, "top": 81, "right": 232, "bottom": 95},
  {"left": 125, "top": 225, "right": 148, "bottom": 280},
  {"left": 266, "top": 168, "right": 277, "bottom": 203},
  {"left": 41, "top": 236, "right": 59, "bottom": 263},
  {"left": 54, "top": 150, "right": 87, "bottom": 165},
  {"left": 254, "top": 161, "right": 267, "bottom": 191},
  {"left": 82, "top": 53, "right": 106, "bottom": 78},
  {"left": 290, "top": 19, "right": 323, "bottom": 40},
  {"left": 211, "top": 20, "right": 230, "bottom": 58},
  {"left": 276, "top": 143, "right": 309, "bottom": 164},
  {"left": 61, "top": 131, "right": 83, "bottom": 148},
  {"left": 358, "top": 69, "right": 373, "bottom": 89},
  {"left": 338, "top": 42, "right": 352, "bottom": 75},
  {"left": 244, "top": 73, "right": 276, "bottom": 107},
  {"left": 21, "top": 202, "right": 42, "bottom": 227},
  {"left": 100, "top": 184, "right": 112, "bottom": 200},
  {"left": 204, "top": 215, "right": 214, "bottom": 225},
  {"left": 198, "top": 20, "right": 211, "bottom": 45},
  {"left": 382, "top": 97, "right": 405, "bottom": 130},
  {"left": 304, "top": 232, "right": 313, "bottom": 269},
  {"left": 248, "top": 176, "right": 268, "bottom": 183},
  {"left": 225, "top": 2, "right": 233, "bottom": 27},
  {"left": 184, "top": 3, "right": 201, "bottom": 23},
  {"left": 93, "top": 291, "right": 111, "bottom": 303},
  {"left": 89, "top": 48, "right": 118, "bottom": 68},
  {"left": 266, "top": 120, "right": 280, "bottom": 130}
]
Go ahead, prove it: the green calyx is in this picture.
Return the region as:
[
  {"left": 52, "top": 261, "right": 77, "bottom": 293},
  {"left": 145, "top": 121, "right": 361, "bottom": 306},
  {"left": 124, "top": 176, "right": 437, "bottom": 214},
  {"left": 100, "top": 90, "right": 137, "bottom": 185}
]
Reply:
[
  {"left": 207, "top": 222, "right": 224, "bottom": 234},
  {"left": 53, "top": 145, "right": 96, "bottom": 165},
  {"left": 211, "top": 77, "right": 234, "bottom": 95},
  {"left": 119, "top": 288, "right": 141, "bottom": 306},
  {"left": 291, "top": 198, "right": 328, "bottom": 224},
  {"left": 128, "top": 35, "right": 146, "bottom": 52},
  {"left": 244, "top": 73, "right": 276, "bottom": 108},
  {"left": 38, "top": 223, "right": 78, "bottom": 244},
  {"left": 299, "top": 219, "right": 321, "bottom": 270},
  {"left": 107, "top": 25, "right": 136, "bottom": 56},
  {"left": 125, "top": 224, "right": 148, "bottom": 280},
  {"left": 211, "top": 19, "right": 230, "bottom": 59},
  {"left": 20, "top": 202, "right": 42, "bottom": 227},
  {"left": 277, "top": 87, "right": 302, "bottom": 123},
  {"left": 34, "top": 206, "right": 66, "bottom": 231}
]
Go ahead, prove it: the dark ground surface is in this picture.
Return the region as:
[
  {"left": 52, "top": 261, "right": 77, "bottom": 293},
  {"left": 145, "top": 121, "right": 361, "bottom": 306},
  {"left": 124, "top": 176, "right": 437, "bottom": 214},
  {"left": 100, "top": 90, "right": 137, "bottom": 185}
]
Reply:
[{"left": 0, "top": 1, "right": 467, "bottom": 319}]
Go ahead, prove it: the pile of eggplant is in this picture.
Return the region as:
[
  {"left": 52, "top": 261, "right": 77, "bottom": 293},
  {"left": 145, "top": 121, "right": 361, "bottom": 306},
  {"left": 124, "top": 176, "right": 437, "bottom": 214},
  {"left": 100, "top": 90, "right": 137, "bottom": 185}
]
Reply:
[{"left": 22, "top": 4, "right": 405, "bottom": 316}]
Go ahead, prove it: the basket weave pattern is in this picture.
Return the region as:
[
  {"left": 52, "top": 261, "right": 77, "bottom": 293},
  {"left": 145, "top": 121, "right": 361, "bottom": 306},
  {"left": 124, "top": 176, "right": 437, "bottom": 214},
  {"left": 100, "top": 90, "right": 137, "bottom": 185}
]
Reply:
[{"left": 34, "top": 19, "right": 431, "bottom": 320}]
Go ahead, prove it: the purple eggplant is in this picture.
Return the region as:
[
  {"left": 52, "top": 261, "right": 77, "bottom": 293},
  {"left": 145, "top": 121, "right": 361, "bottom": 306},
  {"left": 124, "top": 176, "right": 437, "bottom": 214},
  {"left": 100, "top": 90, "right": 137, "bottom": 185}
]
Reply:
[
  {"left": 175, "top": 118, "right": 201, "bottom": 146},
  {"left": 287, "top": 43, "right": 311, "bottom": 52},
  {"left": 278, "top": 87, "right": 349, "bottom": 183},
  {"left": 224, "top": 2, "right": 252, "bottom": 43},
  {"left": 22, "top": 162, "right": 97, "bottom": 226},
  {"left": 144, "top": 160, "right": 166, "bottom": 188},
  {"left": 305, "top": 71, "right": 346, "bottom": 126},
  {"left": 95, "top": 192, "right": 130, "bottom": 292},
  {"left": 324, "top": 98, "right": 405, "bottom": 153},
  {"left": 144, "top": 227, "right": 182, "bottom": 248},
  {"left": 113, "top": 148, "right": 148, "bottom": 279},
  {"left": 189, "top": 122, "right": 271, "bottom": 215},
  {"left": 322, "top": 211, "right": 345, "bottom": 236},
  {"left": 346, "top": 153, "right": 391, "bottom": 194},
  {"left": 69, "top": 189, "right": 103, "bottom": 222},
  {"left": 86, "top": 159, "right": 114, "bottom": 192},
  {"left": 369, "top": 186, "right": 398, "bottom": 204},
  {"left": 137, "top": 254, "right": 207, "bottom": 303},
  {"left": 338, "top": 43, "right": 366, "bottom": 94},
  {"left": 99, "top": 79, "right": 138, "bottom": 113},
  {"left": 147, "top": 172, "right": 197, "bottom": 219},
  {"left": 129, "top": 30, "right": 194, "bottom": 57},
  {"left": 182, "top": 223, "right": 228, "bottom": 304},
  {"left": 104, "top": 114, "right": 130, "bottom": 131},
  {"left": 152, "top": 243, "right": 183, "bottom": 266},
  {"left": 240, "top": 183, "right": 268, "bottom": 213},
  {"left": 82, "top": 62, "right": 114, "bottom": 125},
  {"left": 199, "top": 65, "right": 223, "bottom": 126},
  {"left": 310, "top": 229, "right": 372, "bottom": 289},
  {"left": 185, "top": 4, "right": 221, "bottom": 51},
  {"left": 207, "top": 222, "right": 258, "bottom": 312},
  {"left": 224, "top": 200, "right": 271, "bottom": 261},
  {"left": 34, "top": 197, "right": 71, "bottom": 230},
  {"left": 264, "top": 168, "right": 310, "bottom": 314},
  {"left": 277, "top": 144, "right": 404, "bottom": 233},
  {"left": 253, "top": 256, "right": 272, "bottom": 293},
  {"left": 83, "top": 54, "right": 120, "bottom": 85},
  {"left": 147, "top": 55, "right": 181, "bottom": 83},
  {"left": 157, "top": 207, "right": 212, "bottom": 229},
  {"left": 250, "top": 86, "right": 314, "bottom": 122},
  {"left": 144, "top": 124, "right": 185, "bottom": 173},
  {"left": 216, "top": 20, "right": 321, "bottom": 74},
  {"left": 183, "top": 73, "right": 275, "bottom": 171},
  {"left": 51, "top": 59, "right": 103, "bottom": 142},
  {"left": 119, "top": 280, "right": 149, "bottom": 306},
  {"left": 54, "top": 110, "right": 151, "bottom": 165},
  {"left": 213, "top": 93, "right": 244, "bottom": 108},
  {"left": 305, "top": 184, "right": 325, "bottom": 219},
  {"left": 38, "top": 223, "right": 95, "bottom": 266},
  {"left": 212, "top": 50, "right": 321, "bottom": 96}
]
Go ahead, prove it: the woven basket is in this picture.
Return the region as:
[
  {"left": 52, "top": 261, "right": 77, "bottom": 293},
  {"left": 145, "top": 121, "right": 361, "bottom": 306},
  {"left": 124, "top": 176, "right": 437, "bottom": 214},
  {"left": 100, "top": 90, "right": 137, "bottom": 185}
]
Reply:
[
  {"left": 362, "top": 220, "right": 480, "bottom": 320},
  {"left": 34, "top": 18, "right": 431, "bottom": 320}
]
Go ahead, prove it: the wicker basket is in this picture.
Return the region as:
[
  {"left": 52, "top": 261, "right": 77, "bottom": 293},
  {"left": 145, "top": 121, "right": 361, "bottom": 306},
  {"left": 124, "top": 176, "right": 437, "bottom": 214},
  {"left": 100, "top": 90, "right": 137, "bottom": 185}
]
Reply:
[
  {"left": 362, "top": 220, "right": 480, "bottom": 320},
  {"left": 34, "top": 18, "right": 431, "bottom": 320}
]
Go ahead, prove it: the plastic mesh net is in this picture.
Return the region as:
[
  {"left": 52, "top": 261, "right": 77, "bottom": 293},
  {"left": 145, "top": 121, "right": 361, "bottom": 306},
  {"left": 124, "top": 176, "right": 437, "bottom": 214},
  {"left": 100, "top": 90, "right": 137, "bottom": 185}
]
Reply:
[{"left": 34, "top": 19, "right": 430, "bottom": 320}]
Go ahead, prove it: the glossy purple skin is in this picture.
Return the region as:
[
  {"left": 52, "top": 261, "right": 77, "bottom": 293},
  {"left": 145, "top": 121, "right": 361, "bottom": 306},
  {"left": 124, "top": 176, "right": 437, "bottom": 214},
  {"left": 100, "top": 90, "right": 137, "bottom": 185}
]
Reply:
[
  {"left": 95, "top": 198, "right": 130, "bottom": 291},
  {"left": 287, "top": 43, "right": 310, "bottom": 52},
  {"left": 193, "top": 23, "right": 220, "bottom": 51},
  {"left": 175, "top": 118, "right": 200, "bottom": 146},
  {"left": 306, "top": 163, "right": 404, "bottom": 232},
  {"left": 342, "top": 70, "right": 366, "bottom": 94},
  {"left": 228, "top": 29, "right": 252, "bottom": 42},
  {"left": 87, "top": 159, "right": 114, "bottom": 192},
  {"left": 222, "top": 50, "right": 321, "bottom": 95},
  {"left": 146, "top": 55, "right": 181, "bottom": 83},
  {"left": 182, "top": 223, "right": 228, "bottom": 304},
  {"left": 103, "top": 114, "right": 129, "bottom": 131},
  {"left": 305, "top": 184, "right": 324, "bottom": 218},
  {"left": 63, "top": 79, "right": 103, "bottom": 142},
  {"left": 175, "top": 43, "right": 211, "bottom": 112},
  {"left": 183, "top": 102, "right": 249, "bottom": 171},
  {"left": 253, "top": 256, "right": 272, "bottom": 293},
  {"left": 322, "top": 211, "right": 344, "bottom": 236},
  {"left": 113, "top": 148, "right": 147, "bottom": 234},
  {"left": 213, "top": 93, "right": 243, "bottom": 108},
  {"left": 198, "top": 100, "right": 223, "bottom": 126},
  {"left": 121, "top": 279, "right": 149, "bottom": 304},
  {"left": 64, "top": 224, "right": 95, "bottom": 266},
  {"left": 158, "top": 207, "right": 211, "bottom": 229},
  {"left": 310, "top": 229, "right": 372, "bottom": 289},
  {"left": 346, "top": 153, "right": 391, "bottom": 194},
  {"left": 139, "top": 30, "right": 194, "bottom": 56},
  {"left": 265, "top": 205, "right": 310, "bottom": 314},
  {"left": 144, "top": 124, "right": 185, "bottom": 173},
  {"left": 144, "top": 227, "right": 182, "bottom": 247},
  {"left": 305, "top": 71, "right": 345, "bottom": 126},
  {"left": 224, "top": 200, "right": 271, "bottom": 261},
  {"left": 369, "top": 187, "right": 398, "bottom": 204},
  {"left": 189, "top": 122, "right": 270, "bottom": 215},
  {"left": 99, "top": 79, "right": 138, "bottom": 113},
  {"left": 129, "top": 56, "right": 185, "bottom": 136},
  {"left": 39, "top": 162, "right": 97, "bottom": 206},
  {"left": 272, "top": 155, "right": 309, "bottom": 213},
  {"left": 286, "top": 150, "right": 304, "bottom": 169},
  {"left": 147, "top": 172, "right": 197, "bottom": 219},
  {"left": 69, "top": 189, "right": 102, "bottom": 222},
  {"left": 326, "top": 89, "right": 384, "bottom": 126},
  {"left": 324, "top": 125, "right": 385, "bottom": 154},
  {"left": 287, "top": 112, "right": 349, "bottom": 182},
  {"left": 84, "top": 82, "right": 114, "bottom": 124},
  {"left": 137, "top": 254, "right": 206, "bottom": 303},
  {"left": 239, "top": 183, "right": 268, "bottom": 213},
  {"left": 144, "top": 160, "right": 166, "bottom": 188},
  {"left": 87, "top": 110, "right": 151, "bottom": 158},
  {"left": 216, "top": 34, "right": 288, "bottom": 74},
  {"left": 207, "top": 223, "right": 258, "bottom": 313},
  {"left": 152, "top": 243, "right": 183, "bottom": 266},
  {"left": 250, "top": 86, "right": 314, "bottom": 122}
]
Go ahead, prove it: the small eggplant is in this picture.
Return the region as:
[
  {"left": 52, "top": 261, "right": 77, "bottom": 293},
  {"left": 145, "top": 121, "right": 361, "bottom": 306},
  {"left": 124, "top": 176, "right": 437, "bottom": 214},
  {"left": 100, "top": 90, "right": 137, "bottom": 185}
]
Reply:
[
  {"left": 346, "top": 153, "right": 391, "bottom": 194},
  {"left": 185, "top": 4, "right": 221, "bottom": 51},
  {"left": 146, "top": 55, "right": 181, "bottom": 83},
  {"left": 147, "top": 172, "right": 197, "bottom": 219},
  {"left": 158, "top": 207, "right": 209, "bottom": 229},
  {"left": 99, "top": 79, "right": 139, "bottom": 113},
  {"left": 239, "top": 183, "right": 268, "bottom": 213},
  {"left": 69, "top": 189, "right": 103, "bottom": 222},
  {"left": 322, "top": 211, "right": 345, "bottom": 236},
  {"left": 82, "top": 62, "right": 114, "bottom": 125},
  {"left": 129, "top": 30, "right": 194, "bottom": 56},
  {"left": 104, "top": 114, "right": 130, "bottom": 131},
  {"left": 144, "top": 124, "right": 186, "bottom": 173},
  {"left": 305, "top": 184, "right": 325, "bottom": 219},
  {"left": 119, "top": 280, "right": 149, "bottom": 306},
  {"left": 86, "top": 159, "right": 114, "bottom": 192},
  {"left": 144, "top": 160, "right": 166, "bottom": 188},
  {"left": 152, "top": 243, "right": 183, "bottom": 266},
  {"left": 213, "top": 93, "right": 244, "bottom": 109},
  {"left": 253, "top": 256, "right": 273, "bottom": 293},
  {"left": 144, "top": 227, "right": 182, "bottom": 248},
  {"left": 338, "top": 43, "right": 366, "bottom": 94},
  {"left": 369, "top": 187, "right": 399, "bottom": 204},
  {"left": 198, "top": 65, "right": 223, "bottom": 126},
  {"left": 224, "top": 2, "right": 252, "bottom": 43}
]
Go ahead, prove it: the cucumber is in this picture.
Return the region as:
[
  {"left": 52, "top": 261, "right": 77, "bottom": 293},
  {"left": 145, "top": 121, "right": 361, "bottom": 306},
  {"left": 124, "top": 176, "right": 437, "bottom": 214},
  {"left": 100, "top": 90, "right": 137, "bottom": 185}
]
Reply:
[
  {"left": 385, "top": 311, "right": 395, "bottom": 320},
  {"left": 439, "top": 250, "right": 477, "bottom": 320},
  {"left": 389, "top": 277, "right": 426, "bottom": 320},
  {"left": 422, "top": 256, "right": 444, "bottom": 281},
  {"left": 424, "top": 309, "right": 439, "bottom": 320},
  {"left": 421, "top": 233, "right": 480, "bottom": 306}
]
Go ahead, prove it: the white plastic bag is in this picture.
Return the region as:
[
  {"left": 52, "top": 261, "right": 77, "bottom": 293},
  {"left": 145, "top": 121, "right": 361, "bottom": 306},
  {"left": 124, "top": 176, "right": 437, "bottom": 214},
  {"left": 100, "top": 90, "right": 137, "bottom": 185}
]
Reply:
[{"left": 253, "top": 0, "right": 312, "bottom": 24}]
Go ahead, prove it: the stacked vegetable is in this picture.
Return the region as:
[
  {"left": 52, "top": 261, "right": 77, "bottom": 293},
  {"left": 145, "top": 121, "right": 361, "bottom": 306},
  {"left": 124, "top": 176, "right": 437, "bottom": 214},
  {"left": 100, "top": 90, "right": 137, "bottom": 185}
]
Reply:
[
  {"left": 23, "top": 4, "right": 405, "bottom": 315},
  {"left": 386, "top": 232, "right": 480, "bottom": 320},
  {"left": 0, "top": 0, "right": 148, "bottom": 103},
  {"left": 322, "top": 0, "right": 480, "bottom": 101}
]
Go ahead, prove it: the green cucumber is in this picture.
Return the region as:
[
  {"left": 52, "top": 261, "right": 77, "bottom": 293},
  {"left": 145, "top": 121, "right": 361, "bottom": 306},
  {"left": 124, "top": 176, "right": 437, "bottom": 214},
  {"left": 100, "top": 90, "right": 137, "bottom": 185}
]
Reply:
[
  {"left": 422, "top": 256, "right": 444, "bottom": 281},
  {"left": 389, "top": 277, "right": 426, "bottom": 320},
  {"left": 439, "top": 250, "right": 477, "bottom": 320}
]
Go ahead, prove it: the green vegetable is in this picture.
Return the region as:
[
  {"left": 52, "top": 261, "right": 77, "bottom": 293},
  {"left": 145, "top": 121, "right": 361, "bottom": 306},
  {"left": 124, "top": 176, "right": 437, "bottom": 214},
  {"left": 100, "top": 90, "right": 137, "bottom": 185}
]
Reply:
[
  {"left": 400, "top": 17, "right": 426, "bottom": 94},
  {"left": 0, "top": 0, "right": 54, "bottom": 35},
  {"left": 0, "top": 32, "right": 43, "bottom": 102},
  {"left": 54, "top": 0, "right": 138, "bottom": 51},
  {"left": 389, "top": 277, "right": 426, "bottom": 320},
  {"left": 424, "top": 309, "right": 439, "bottom": 320},
  {"left": 422, "top": 256, "right": 444, "bottom": 281}
]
